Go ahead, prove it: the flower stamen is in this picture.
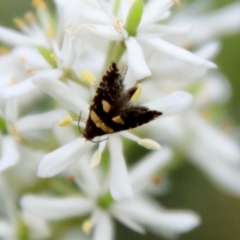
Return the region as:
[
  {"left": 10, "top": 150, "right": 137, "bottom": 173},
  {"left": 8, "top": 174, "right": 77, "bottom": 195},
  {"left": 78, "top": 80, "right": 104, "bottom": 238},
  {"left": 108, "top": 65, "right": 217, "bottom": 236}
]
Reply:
[
  {"left": 32, "top": 0, "right": 47, "bottom": 9},
  {"left": 138, "top": 138, "right": 161, "bottom": 150},
  {"left": 82, "top": 220, "right": 92, "bottom": 234},
  {"left": 59, "top": 115, "right": 73, "bottom": 127},
  {"left": 80, "top": 70, "right": 96, "bottom": 85}
]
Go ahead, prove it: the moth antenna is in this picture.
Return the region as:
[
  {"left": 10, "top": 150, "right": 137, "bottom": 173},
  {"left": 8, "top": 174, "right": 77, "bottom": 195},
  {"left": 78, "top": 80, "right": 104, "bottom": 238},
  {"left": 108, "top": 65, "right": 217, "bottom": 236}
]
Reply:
[
  {"left": 136, "top": 77, "right": 145, "bottom": 85},
  {"left": 122, "top": 65, "right": 128, "bottom": 80},
  {"left": 90, "top": 137, "right": 108, "bottom": 144}
]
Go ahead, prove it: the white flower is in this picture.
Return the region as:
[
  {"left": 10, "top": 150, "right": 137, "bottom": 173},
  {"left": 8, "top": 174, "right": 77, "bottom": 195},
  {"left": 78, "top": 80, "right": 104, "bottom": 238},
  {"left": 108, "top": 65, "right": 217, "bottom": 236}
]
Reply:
[
  {"left": 66, "top": 0, "right": 216, "bottom": 81},
  {"left": 21, "top": 148, "right": 200, "bottom": 239},
  {"left": 0, "top": 97, "right": 67, "bottom": 171},
  {"left": 33, "top": 71, "right": 192, "bottom": 200}
]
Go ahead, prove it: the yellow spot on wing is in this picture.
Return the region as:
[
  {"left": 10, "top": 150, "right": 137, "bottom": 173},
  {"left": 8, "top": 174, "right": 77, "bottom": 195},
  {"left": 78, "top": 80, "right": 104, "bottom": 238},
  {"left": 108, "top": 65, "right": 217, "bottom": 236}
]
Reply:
[
  {"left": 90, "top": 111, "right": 113, "bottom": 133},
  {"left": 112, "top": 116, "right": 125, "bottom": 124},
  {"left": 102, "top": 100, "right": 111, "bottom": 113}
]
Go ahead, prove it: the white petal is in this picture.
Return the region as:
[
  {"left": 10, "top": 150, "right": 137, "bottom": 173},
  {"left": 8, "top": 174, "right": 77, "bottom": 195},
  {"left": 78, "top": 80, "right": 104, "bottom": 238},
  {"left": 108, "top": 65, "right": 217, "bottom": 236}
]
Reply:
[
  {"left": 189, "top": 3, "right": 240, "bottom": 44},
  {"left": 189, "top": 141, "right": 240, "bottom": 196},
  {"left": 108, "top": 135, "right": 133, "bottom": 200},
  {"left": 187, "top": 114, "right": 240, "bottom": 165},
  {"left": 4, "top": 97, "right": 18, "bottom": 122},
  {"left": 194, "top": 41, "right": 221, "bottom": 61},
  {"left": 75, "top": 153, "right": 102, "bottom": 197},
  {"left": 22, "top": 212, "right": 51, "bottom": 239},
  {"left": 12, "top": 46, "right": 51, "bottom": 69},
  {"left": 111, "top": 211, "right": 145, "bottom": 234},
  {"left": 114, "top": 199, "right": 200, "bottom": 238},
  {"left": 130, "top": 148, "right": 172, "bottom": 186},
  {"left": 0, "top": 136, "right": 19, "bottom": 171},
  {"left": 93, "top": 211, "right": 114, "bottom": 240},
  {"left": 21, "top": 195, "right": 93, "bottom": 220},
  {"left": 125, "top": 37, "right": 151, "bottom": 82},
  {"left": 60, "top": 34, "right": 76, "bottom": 68},
  {"left": 0, "top": 78, "right": 37, "bottom": 98},
  {"left": 144, "top": 91, "right": 193, "bottom": 116},
  {"left": 38, "top": 138, "right": 95, "bottom": 177},
  {"left": 54, "top": 0, "right": 85, "bottom": 37},
  {"left": 0, "top": 26, "right": 37, "bottom": 46},
  {"left": 79, "top": 24, "right": 123, "bottom": 41},
  {"left": 140, "top": 0, "right": 173, "bottom": 27},
  {"left": 144, "top": 38, "right": 217, "bottom": 68},
  {"left": 33, "top": 76, "right": 89, "bottom": 117},
  {"left": 16, "top": 109, "right": 67, "bottom": 133},
  {"left": 0, "top": 220, "right": 13, "bottom": 238}
]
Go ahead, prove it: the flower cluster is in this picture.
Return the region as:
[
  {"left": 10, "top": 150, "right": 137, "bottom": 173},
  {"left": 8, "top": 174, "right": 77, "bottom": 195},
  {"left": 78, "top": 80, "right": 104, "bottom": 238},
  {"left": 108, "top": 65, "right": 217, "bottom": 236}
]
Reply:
[{"left": 0, "top": 0, "right": 240, "bottom": 239}]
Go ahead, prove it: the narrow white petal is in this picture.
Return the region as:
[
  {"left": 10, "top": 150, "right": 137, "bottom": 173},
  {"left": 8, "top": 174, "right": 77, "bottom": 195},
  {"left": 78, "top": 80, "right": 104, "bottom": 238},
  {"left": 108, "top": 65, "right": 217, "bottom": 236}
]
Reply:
[
  {"left": 93, "top": 211, "right": 114, "bottom": 240},
  {"left": 60, "top": 35, "right": 76, "bottom": 68},
  {"left": 12, "top": 46, "right": 51, "bottom": 69},
  {"left": 21, "top": 195, "right": 93, "bottom": 220},
  {"left": 189, "top": 3, "right": 240, "bottom": 44},
  {"left": 144, "top": 91, "right": 193, "bottom": 116},
  {"left": 38, "top": 138, "right": 95, "bottom": 177},
  {"left": 0, "top": 221, "right": 13, "bottom": 238},
  {"left": 0, "top": 78, "right": 37, "bottom": 98},
  {"left": 22, "top": 212, "right": 51, "bottom": 239},
  {"left": 16, "top": 109, "right": 67, "bottom": 132},
  {"left": 114, "top": 199, "right": 200, "bottom": 237},
  {"left": 33, "top": 76, "right": 89, "bottom": 117},
  {"left": 130, "top": 148, "right": 172, "bottom": 186},
  {"left": 0, "top": 26, "right": 37, "bottom": 46},
  {"left": 79, "top": 24, "right": 123, "bottom": 41},
  {"left": 4, "top": 97, "right": 18, "bottom": 122},
  {"left": 75, "top": 153, "right": 102, "bottom": 197},
  {"left": 108, "top": 135, "right": 133, "bottom": 200},
  {"left": 144, "top": 38, "right": 217, "bottom": 68},
  {"left": 189, "top": 141, "right": 240, "bottom": 196},
  {"left": 111, "top": 211, "right": 145, "bottom": 234},
  {"left": 141, "top": 0, "right": 173, "bottom": 27},
  {"left": 187, "top": 114, "right": 240, "bottom": 165},
  {"left": 125, "top": 37, "right": 151, "bottom": 82},
  {"left": 0, "top": 136, "right": 19, "bottom": 171},
  {"left": 194, "top": 41, "right": 221, "bottom": 61}
]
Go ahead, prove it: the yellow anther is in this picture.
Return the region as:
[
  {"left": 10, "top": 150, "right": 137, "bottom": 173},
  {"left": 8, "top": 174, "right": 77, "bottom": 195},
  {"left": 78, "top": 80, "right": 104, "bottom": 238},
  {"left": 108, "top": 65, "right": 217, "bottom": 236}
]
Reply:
[
  {"left": 0, "top": 47, "right": 10, "bottom": 55},
  {"left": 10, "top": 77, "right": 17, "bottom": 86},
  {"left": 59, "top": 115, "right": 73, "bottom": 127},
  {"left": 47, "top": 27, "right": 55, "bottom": 38},
  {"left": 90, "top": 150, "right": 102, "bottom": 168},
  {"left": 14, "top": 18, "right": 26, "bottom": 28},
  {"left": 82, "top": 220, "right": 92, "bottom": 234},
  {"left": 151, "top": 174, "right": 162, "bottom": 185},
  {"left": 113, "top": 19, "right": 122, "bottom": 34},
  {"left": 25, "top": 12, "right": 36, "bottom": 23},
  {"left": 18, "top": 56, "right": 26, "bottom": 62},
  {"left": 50, "top": 53, "right": 57, "bottom": 61},
  {"left": 27, "top": 68, "right": 35, "bottom": 74},
  {"left": 32, "top": 0, "right": 47, "bottom": 8},
  {"left": 131, "top": 83, "right": 142, "bottom": 102},
  {"left": 10, "top": 125, "right": 21, "bottom": 142},
  {"left": 138, "top": 138, "right": 161, "bottom": 150},
  {"left": 80, "top": 70, "right": 96, "bottom": 85},
  {"left": 173, "top": 0, "right": 181, "bottom": 6}
]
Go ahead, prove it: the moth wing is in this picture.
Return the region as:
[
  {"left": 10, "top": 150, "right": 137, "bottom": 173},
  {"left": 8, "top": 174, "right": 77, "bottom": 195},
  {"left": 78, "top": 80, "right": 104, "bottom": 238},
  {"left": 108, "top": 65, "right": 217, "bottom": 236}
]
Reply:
[
  {"left": 111, "top": 106, "right": 162, "bottom": 132},
  {"left": 90, "top": 62, "right": 124, "bottom": 113}
]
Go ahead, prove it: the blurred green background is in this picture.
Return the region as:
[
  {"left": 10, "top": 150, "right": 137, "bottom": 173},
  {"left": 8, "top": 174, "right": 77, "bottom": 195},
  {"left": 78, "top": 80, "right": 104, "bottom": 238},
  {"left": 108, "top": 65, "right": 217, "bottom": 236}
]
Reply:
[{"left": 0, "top": 0, "right": 240, "bottom": 239}]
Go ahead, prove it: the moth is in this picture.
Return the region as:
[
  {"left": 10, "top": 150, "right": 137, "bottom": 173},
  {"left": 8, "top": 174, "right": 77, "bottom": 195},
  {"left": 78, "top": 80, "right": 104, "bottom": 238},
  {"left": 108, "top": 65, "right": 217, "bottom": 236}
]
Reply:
[{"left": 82, "top": 62, "right": 162, "bottom": 141}]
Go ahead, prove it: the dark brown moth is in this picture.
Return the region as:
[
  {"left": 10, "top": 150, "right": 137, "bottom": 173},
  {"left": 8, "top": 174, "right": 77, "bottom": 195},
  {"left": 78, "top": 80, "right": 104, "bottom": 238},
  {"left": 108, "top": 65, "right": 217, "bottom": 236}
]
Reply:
[{"left": 82, "top": 62, "right": 162, "bottom": 141}]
